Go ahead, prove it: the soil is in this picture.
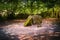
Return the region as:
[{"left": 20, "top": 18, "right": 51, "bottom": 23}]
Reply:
[{"left": 0, "top": 18, "right": 60, "bottom": 40}]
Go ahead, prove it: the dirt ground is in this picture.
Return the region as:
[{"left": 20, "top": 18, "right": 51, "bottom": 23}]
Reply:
[{"left": 0, "top": 18, "right": 60, "bottom": 40}]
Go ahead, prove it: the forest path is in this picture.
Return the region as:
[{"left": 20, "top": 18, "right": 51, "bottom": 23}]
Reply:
[{"left": 0, "top": 18, "right": 60, "bottom": 40}]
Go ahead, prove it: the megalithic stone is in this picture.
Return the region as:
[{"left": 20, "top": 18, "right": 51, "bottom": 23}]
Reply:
[
  {"left": 24, "top": 15, "right": 42, "bottom": 27},
  {"left": 24, "top": 15, "right": 33, "bottom": 26},
  {"left": 32, "top": 15, "right": 42, "bottom": 25}
]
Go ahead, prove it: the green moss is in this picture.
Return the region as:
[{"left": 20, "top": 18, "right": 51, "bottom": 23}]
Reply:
[{"left": 24, "top": 15, "right": 33, "bottom": 26}]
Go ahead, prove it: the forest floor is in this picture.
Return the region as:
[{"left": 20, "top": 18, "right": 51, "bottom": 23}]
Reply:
[{"left": 0, "top": 18, "right": 60, "bottom": 40}]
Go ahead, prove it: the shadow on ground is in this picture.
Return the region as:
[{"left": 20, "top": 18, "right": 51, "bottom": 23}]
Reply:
[{"left": 0, "top": 28, "right": 20, "bottom": 40}]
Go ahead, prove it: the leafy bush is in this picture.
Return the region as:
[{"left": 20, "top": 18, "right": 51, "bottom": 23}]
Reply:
[{"left": 0, "top": 0, "right": 60, "bottom": 20}]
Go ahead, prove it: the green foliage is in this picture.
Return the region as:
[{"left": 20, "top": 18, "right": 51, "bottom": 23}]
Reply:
[{"left": 0, "top": 0, "right": 60, "bottom": 20}]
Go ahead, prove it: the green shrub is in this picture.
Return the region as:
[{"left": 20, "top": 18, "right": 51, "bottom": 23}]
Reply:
[
  {"left": 7, "top": 10, "right": 15, "bottom": 20},
  {"left": 15, "top": 13, "right": 29, "bottom": 19}
]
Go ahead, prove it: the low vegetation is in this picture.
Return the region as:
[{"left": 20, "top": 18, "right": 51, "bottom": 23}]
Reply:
[{"left": 0, "top": 0, "right": 60, "bottom": 21}]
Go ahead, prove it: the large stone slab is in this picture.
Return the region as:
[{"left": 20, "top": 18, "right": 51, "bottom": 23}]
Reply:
[{"left": 24, "top": 15, "right": 42, "bottom": 27}]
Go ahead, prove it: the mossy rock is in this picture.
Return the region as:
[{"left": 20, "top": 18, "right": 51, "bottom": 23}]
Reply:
[
  {"left": 32, "top": 15, "right": 42, "bottom": 25},
  {"left": 24, "top": 15, "right": 33, "bottom": 26},
  {"left": 24, "top": 15, "right": 42, "bottom": 27}
]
